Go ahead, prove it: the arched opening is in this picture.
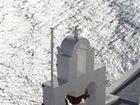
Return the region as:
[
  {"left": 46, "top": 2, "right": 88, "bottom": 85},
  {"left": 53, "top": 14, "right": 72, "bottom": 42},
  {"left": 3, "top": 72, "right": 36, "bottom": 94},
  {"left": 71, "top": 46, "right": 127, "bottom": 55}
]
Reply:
[
  {"left": 86, "top": 81, "right": 96, "bottom": 105},
  {"left": 76, "top": 44, "right": 87, "bottom": 77}
]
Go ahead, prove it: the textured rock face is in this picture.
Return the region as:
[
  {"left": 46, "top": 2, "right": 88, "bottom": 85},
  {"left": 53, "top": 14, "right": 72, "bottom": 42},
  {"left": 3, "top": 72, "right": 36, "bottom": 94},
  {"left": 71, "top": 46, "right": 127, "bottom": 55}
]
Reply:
[{"left": 0, "top": 0, "right": 139, "bottom": 104}]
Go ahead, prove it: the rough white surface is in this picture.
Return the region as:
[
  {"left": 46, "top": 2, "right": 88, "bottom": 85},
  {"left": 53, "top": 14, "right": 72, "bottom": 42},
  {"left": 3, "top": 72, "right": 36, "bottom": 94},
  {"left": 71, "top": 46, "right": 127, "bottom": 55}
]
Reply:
[{"left": 0, "top": 0, "right": 140, "bottom": 104}]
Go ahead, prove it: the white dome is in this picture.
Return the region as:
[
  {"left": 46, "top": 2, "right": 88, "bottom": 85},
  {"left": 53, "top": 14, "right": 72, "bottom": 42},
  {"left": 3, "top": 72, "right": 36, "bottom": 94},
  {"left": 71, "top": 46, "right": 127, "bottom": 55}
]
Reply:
[
  {"left": 61, "top": 34, "right": 79, "bottom": 56},
  {"left": 60, "top": 34, "right": 90, "bottom": 57}
]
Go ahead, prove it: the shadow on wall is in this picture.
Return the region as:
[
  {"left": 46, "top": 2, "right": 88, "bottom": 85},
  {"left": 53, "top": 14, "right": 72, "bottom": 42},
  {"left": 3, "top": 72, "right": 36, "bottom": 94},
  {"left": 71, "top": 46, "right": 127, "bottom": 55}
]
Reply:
[{"left": 86, "top": 81, "right": 96, "bottom": 105}]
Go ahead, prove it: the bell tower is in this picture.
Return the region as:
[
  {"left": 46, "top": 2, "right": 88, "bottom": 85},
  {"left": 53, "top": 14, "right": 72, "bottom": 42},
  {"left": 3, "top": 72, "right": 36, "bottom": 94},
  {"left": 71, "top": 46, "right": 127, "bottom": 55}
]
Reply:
[
  {"left": 42, "top": 26, "right": 106, "bottom": 105},
  {"left": 57, "top": 33, "right": 94, "bottom": 82}
]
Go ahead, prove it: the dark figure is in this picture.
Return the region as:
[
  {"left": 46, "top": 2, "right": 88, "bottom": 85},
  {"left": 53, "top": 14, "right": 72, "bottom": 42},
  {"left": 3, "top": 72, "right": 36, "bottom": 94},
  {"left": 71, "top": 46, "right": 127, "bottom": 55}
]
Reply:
[{"left": 65, "top": 89, "right": 90, "bottom": 105}]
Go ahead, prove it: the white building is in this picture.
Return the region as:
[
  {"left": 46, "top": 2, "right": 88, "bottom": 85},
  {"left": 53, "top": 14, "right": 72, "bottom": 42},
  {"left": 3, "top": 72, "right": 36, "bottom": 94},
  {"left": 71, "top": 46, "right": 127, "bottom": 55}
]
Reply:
[
  {"left": 42, "top": 28, "right": 140, "bottom": 105},
  {"left": 42, "top": 32, "right": 106, "bottom": 105}
]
